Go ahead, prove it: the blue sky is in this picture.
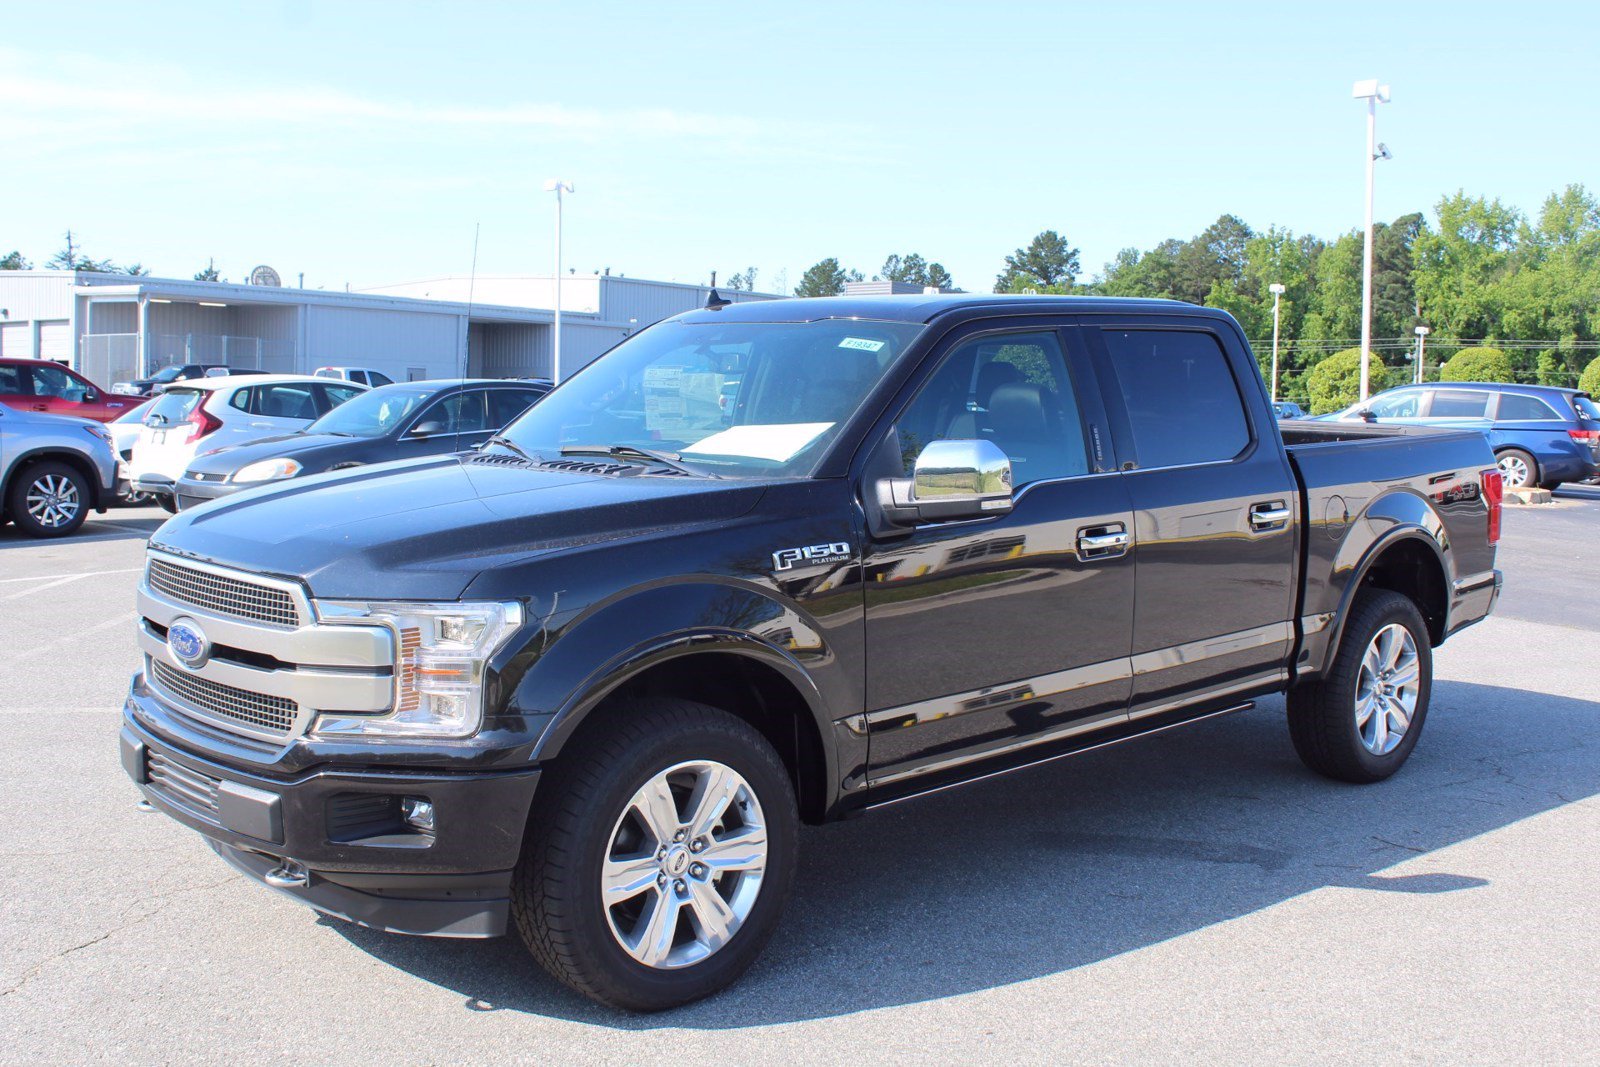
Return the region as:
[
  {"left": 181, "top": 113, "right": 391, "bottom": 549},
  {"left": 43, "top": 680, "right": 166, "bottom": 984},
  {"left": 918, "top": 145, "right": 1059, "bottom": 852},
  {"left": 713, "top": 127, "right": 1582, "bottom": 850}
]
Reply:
[{"left": 5, "top": 1, "right": 1596, "bottom": 293}]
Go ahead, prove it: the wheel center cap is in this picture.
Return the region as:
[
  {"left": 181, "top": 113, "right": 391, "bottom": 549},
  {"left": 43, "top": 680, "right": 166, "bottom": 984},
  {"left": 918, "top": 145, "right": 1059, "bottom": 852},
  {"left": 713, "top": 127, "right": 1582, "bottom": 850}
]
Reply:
[{"left": 663, "top": 846, "right": 691, "bottom": 876}]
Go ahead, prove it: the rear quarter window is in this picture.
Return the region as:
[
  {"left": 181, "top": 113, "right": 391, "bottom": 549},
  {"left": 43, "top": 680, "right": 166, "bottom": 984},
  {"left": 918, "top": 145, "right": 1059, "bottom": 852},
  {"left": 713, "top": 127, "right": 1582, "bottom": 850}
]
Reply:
[
  {"left": 1495, "top": 393, "right": 1562, "bottom": 422},
  {"left": 1101, "top": 328, "right": 1251, "bottom": 468}
]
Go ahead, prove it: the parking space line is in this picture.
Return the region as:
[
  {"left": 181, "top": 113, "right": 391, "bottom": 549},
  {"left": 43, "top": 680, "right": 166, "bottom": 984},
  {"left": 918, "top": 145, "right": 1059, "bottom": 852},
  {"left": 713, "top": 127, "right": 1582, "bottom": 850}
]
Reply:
[
  {"left": 0, "top": 568, "right": 143, "bottom": 586},
  {"left": 0, "top": 612, "right": 138, "bottom": 665}
]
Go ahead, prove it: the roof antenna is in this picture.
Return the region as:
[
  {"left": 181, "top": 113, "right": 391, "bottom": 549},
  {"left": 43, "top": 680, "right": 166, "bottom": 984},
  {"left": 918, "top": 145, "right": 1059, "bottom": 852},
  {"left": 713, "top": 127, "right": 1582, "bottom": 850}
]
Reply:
[{"left": 705, "top": 287, "right": 731, "bottom": 310}]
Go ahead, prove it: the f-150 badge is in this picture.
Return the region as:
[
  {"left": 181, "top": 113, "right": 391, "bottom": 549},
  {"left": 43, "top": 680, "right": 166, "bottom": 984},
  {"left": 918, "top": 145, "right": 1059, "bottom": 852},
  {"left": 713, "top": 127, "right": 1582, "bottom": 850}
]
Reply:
[{"left": 772, "top": 542, "right": 853, "bottom": 571}]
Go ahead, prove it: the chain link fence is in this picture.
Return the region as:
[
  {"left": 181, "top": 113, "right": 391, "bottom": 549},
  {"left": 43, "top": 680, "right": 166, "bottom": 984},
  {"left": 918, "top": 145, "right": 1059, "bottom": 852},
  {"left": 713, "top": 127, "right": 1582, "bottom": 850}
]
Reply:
[{"left": 80, "top": 334, "right": 297, "bottom": 387}]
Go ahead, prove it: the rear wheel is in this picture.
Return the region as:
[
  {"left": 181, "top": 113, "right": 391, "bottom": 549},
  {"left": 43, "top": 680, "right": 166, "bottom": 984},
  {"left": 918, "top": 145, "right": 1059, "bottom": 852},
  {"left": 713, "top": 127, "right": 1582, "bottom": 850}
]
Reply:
[
  {"left": 512, "top": 699, "right": 798, "bottom": 1011},
  {"left": 7, "top": 461, "right": 90, "bottom": 538},
  {"left": 1287, "top": 588, "right": 1432, "bottom": 783},
  {"left": 1496, "top": 448, "right": 1537, "bottom": 489}
]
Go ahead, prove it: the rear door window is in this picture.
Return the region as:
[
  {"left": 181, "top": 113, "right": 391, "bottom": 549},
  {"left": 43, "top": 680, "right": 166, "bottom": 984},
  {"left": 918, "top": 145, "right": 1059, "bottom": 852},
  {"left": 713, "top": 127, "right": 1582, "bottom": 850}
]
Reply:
[
  {"left": 1427, "top": 390, "right": 1491, "bottom": 418},
  {"left": 489, "top": 388, "right": 545, "bottom": 428},
  {"left": 0, "top": 364, "right": 28, "bottom": 395},
  {"left": 1100, "top": 328, "right": 1251, "bottom": 468},
  {"left": 242, "top": 383, "right": 319, "bottom": 420},
  {"left": 1495, "top": 392, "right": 1561, "bottom": 422}
]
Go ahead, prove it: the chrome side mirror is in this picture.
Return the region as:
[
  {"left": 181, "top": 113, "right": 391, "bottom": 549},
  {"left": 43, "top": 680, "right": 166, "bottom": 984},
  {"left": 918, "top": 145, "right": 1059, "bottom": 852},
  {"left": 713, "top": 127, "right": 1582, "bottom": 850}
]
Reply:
[{"left": 878, "top": 439, "right": 1014, "bottom": 525}]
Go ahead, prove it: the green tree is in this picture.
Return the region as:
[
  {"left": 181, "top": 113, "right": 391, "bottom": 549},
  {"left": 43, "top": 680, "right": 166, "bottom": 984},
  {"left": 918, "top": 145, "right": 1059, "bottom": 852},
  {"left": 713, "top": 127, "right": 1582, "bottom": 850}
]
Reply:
[
  {"left": 995, "top": 230, "right": 1080, "bottom": 292},
  {"left": 1, "top": 251, "right": 30, "bottom": 270},
  {"left": 880, "top": 252, "right": 953, "bottom": 290},
  {"left": 1579, "top": 356, "right": 1600, "bottom": 396},
  {"left": 1439, "top": 346, "right": 1515, "bottom": 383},
  {"left": 194, "top": 258, "right": 222, "bottom": 282},
  {"left": 1173, "top": 213, "right": 1254, "bottom": 305},
  {"left": 726, "top": 267, "right": 759, "bottom": 292},
  {"left": 794, "top": 258, "right": 861, "bottom": 298},
  {"left": 1306, "top": 348, "right": 1394, "bottom": 415},
  {"left": 1412, "top": 192, "right": 1522, "bottom": 341}
]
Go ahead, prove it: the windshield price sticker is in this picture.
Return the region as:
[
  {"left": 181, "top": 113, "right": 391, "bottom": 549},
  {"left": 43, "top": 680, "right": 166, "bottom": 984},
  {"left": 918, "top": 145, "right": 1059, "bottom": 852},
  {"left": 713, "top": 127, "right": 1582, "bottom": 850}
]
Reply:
[{"left": 838, "top": 337, "right": 886, "bottom": 352}]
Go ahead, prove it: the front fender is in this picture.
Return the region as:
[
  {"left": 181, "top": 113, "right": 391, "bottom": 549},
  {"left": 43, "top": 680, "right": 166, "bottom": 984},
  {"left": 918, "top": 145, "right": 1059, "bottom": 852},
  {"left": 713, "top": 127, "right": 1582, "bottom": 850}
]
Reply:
[{"left": 506, "top": 578, "right": 846, "bottom": 776}]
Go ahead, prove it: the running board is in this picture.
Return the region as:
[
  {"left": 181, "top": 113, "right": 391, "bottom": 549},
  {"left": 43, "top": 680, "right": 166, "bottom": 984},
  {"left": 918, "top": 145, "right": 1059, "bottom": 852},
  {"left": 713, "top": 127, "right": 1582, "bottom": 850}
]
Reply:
[{"left": 863, "top": 701, "right": 1255, "bottom": 811}]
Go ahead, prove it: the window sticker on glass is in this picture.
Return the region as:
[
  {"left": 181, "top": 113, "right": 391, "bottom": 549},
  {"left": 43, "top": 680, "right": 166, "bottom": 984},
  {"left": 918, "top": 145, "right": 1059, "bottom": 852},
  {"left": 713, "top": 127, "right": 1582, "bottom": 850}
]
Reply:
[
  {"left": 838, "top": 337, "right": 886, "bottom": 352},
  {"left": 682, "top": 423, "right": 834, "bottom": 463}
]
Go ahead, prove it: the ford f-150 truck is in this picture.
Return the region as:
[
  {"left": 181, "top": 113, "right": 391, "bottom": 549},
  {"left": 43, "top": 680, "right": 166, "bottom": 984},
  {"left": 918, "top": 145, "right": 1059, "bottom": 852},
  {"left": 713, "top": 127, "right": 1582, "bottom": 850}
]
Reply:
[{"left": 121, "top": 295, "right": 1502, "bottom": 1010}]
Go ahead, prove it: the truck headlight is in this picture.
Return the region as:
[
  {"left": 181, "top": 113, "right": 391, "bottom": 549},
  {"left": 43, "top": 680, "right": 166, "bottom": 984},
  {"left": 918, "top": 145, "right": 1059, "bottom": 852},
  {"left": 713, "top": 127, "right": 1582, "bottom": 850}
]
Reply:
[
  {"left": 311, "top": 600, "right": 523, "bottom": 739},
  {"left": 233, "top": 458, "right": 302, "bottom": 483}
]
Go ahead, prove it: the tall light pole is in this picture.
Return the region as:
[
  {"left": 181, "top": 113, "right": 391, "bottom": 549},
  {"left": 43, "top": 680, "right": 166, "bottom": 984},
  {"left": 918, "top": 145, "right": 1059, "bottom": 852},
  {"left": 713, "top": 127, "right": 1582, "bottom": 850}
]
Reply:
[
  {"left": 1269, "top": 282, "right": 1286, "bottom": 402},
  {"left": 543, "top": 179, "right": 574, "bottom": 383},
  {"left": 1353, "top": 79, "right": 1391, "bottom": 402},
  {"left": 1414, "top": 325, "right": 1431, "bottom": 384}
]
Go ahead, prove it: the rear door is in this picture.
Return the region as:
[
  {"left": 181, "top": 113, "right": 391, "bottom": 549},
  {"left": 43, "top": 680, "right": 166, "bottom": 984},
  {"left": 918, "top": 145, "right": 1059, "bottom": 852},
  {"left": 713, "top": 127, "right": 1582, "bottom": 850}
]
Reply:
[
  {"left": 444, "top": 389, "right": 494, "bottom": 451},
  {"left": 0, "top": 362, "right": 36, "bottom": 412},
  {"left": 862, "top": 319, "right": 1136, "bottom": 792},
  {"left": 1085, "top": 317, "right": 1299, "bottom": 720}
]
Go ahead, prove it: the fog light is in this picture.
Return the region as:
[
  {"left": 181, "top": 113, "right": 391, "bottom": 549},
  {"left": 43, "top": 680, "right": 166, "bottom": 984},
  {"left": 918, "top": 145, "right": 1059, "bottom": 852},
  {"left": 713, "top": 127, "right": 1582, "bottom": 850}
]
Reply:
[{"left": 400, "top": 796, "right": 435, "bottom": 833}]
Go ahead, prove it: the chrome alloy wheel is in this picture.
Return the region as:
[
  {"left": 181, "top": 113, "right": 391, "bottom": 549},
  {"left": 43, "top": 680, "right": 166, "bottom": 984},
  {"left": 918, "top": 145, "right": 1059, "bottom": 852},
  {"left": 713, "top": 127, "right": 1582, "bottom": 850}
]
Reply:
[
  {"left": 601, "top": 760, "right": 768, "bottom": 970},
  {"left": 1498, "top": 452, "right": 1532, "bottom": 488},
  {"left": 1355, "top": 623, "right": 1420, "bottom": 755},
  {"left": 25, "top": 473, "right": 82, "bottom": 529}
]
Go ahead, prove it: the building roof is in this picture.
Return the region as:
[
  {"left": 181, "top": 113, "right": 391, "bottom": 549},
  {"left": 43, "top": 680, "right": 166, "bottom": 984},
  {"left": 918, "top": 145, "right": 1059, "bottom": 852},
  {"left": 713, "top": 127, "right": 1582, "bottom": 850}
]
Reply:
[{"left": 676, "top": 293, "right": 1199, "bottom": 325}]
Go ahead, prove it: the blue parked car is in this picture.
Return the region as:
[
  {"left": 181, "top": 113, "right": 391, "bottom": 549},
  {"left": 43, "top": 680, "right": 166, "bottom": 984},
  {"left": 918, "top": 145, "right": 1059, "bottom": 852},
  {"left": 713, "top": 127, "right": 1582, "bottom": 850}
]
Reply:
[
  {"left": 1328, "top": 381, "right": 1600, "bottom": 489},
  {"left": 1271, "top": 400, "right": 1306, "bottom": 419}
]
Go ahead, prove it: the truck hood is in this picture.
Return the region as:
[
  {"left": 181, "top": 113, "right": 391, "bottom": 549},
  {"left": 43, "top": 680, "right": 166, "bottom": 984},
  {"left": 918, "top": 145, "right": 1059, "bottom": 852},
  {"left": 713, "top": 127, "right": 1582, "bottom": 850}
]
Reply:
[{"left": 150, "top": 455, "right": 770, "bottom": 600}]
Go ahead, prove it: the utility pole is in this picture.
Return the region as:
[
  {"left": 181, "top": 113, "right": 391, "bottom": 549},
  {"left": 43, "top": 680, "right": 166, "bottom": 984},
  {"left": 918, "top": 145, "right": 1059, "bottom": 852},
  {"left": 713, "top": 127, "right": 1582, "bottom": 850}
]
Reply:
[
  {"left": 1414, "top": 325, "right": 1430, "bottom": 385},
  {"left": 1269, "top": 282, "right": 1286, "bottom": 402},
  {"left": 1353, "top": 79, "right": 1391, "bottom": 402},
  {"left": 543, "top": 179, "right": 574, "bottom": 383}
]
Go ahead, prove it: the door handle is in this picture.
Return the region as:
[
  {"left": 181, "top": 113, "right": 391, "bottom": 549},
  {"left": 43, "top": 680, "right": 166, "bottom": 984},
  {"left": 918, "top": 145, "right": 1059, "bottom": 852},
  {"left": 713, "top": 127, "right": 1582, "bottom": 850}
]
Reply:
[
  {"left": 1249, "top": 502, "right": 1292, "bottom": 528},
  {"left": 1076, "top": 525, "right": 1130, "bottom": 560}
]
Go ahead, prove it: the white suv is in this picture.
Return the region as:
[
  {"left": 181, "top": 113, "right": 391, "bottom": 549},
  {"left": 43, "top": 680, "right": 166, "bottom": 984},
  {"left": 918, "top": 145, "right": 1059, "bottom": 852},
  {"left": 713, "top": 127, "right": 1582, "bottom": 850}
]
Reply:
[{"left": 129, "top": 375, "right": 367, "bottom": 510}]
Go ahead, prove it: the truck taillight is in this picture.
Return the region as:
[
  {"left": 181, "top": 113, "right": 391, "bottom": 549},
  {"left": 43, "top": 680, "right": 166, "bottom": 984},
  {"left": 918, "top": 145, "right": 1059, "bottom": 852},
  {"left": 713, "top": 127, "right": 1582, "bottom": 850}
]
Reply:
[
  {"left": 183, "top": 403, "right": 222, "bottom": 443},
  {"left": 1481, "top": 468, "right": 1503, "bottom": 545}
]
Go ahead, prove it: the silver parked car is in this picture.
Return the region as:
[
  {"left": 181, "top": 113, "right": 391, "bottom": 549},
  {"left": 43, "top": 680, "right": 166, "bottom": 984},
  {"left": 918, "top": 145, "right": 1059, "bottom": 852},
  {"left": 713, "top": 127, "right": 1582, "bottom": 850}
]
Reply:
[{"left": 0, "top": 405, "right": 119, "bottom": 537}]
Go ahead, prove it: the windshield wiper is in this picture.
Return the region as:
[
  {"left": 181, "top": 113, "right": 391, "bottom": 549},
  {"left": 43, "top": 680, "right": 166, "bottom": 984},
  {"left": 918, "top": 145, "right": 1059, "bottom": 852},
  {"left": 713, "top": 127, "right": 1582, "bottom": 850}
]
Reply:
[
  {"left": 482, "top": 435, "right": 537, "bottom": 462},
  {"left": 560, "top": 444, "right": 717, "bottom": 478}
]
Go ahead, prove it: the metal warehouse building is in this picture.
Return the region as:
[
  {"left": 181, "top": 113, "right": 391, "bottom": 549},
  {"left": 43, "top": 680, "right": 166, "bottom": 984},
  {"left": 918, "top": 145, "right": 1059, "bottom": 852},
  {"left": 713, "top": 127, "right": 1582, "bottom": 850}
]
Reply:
[{"left": 0, "top": 270, "right": 774, "bottom": 388}]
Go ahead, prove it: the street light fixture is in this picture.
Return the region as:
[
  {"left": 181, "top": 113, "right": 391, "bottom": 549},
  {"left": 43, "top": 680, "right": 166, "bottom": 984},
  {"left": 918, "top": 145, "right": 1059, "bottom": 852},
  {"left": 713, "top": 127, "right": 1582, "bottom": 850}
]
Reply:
[
  {"left": 543, "top": 179, "right": 574, "bottom": 383},
  {"left": 1353, "top": 79, "right": 1391, "bottom": 403},
  {"left": 1268, "top": 282, "right": 1287, "bottom": 402},
  {"left": 1414, "top": 325, "right": 1431, "bottom": 385}
]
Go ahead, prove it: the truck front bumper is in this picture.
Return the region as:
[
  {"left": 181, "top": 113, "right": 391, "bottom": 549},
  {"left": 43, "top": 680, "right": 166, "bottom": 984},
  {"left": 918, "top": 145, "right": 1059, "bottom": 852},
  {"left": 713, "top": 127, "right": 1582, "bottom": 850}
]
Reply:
[{"left": 121, "top": 686, "right": 541, "bottom": 939}]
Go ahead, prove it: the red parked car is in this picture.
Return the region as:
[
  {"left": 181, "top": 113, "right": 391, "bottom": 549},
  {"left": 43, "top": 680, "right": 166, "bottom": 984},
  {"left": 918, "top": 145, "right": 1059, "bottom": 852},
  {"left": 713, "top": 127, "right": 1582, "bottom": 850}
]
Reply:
[{"left": 0, "top": 358, "right": 138, "bottom": 423}]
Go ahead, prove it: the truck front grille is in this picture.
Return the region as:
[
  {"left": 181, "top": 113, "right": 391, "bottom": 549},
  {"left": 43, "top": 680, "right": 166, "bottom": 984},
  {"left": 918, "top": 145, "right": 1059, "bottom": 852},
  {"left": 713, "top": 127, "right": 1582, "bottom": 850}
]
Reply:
[
  {"left": 147, "top": 557, "right": 300, "bottom": 628},
  {"left": 146, "top": 751, "right": 221, "bottom": 824},
  {"left": 150, "top": 659, "right": 300, "bottom": 737}
]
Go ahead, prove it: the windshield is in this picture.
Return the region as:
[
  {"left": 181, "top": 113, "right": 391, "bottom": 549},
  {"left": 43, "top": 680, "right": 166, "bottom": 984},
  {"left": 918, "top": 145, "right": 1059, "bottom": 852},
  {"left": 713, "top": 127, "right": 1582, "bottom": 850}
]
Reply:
[
  {"left": 146, "top": 388, "right": 203, "bottom": 425},
  {"left": 305, "top": 385, "right": 431, "bottom": 437},
  {"left": 150, "top": 366, "right": 184, "bottom": 383},
  {"left": 497, "top": 319, "right": 924, "bottom": 477}
]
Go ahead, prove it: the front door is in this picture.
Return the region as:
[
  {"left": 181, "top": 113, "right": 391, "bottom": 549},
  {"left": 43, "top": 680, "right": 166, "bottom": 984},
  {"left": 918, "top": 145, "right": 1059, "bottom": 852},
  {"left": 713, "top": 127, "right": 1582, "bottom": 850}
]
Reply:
[
  {"left": 1084, "top": 319, "right": 1300, "bottom": 720},
  {"left": 862, "top": 322, "right": 1135, "bottom": 793}
]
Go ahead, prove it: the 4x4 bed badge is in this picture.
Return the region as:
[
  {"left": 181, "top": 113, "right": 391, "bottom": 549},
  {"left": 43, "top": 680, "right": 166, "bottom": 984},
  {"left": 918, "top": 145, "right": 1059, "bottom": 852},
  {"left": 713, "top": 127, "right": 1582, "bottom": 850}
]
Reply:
[{"left": 772, "top": 542, "right": 853, "bottom": 571}]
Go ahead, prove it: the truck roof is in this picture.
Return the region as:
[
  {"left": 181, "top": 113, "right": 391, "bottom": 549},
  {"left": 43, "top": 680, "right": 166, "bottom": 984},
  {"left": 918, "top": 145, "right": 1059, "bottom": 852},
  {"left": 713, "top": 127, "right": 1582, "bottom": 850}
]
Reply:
[{"left": 677, "top": 293, "right": 1200, "bottom": 325}]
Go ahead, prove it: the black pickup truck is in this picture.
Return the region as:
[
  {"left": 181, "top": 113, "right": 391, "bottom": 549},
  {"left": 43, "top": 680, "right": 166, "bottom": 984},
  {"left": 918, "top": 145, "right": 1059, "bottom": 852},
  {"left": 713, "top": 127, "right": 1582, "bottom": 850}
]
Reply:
[{"left": 121, "top": 295, "right": 1503, "bottom": 1010}]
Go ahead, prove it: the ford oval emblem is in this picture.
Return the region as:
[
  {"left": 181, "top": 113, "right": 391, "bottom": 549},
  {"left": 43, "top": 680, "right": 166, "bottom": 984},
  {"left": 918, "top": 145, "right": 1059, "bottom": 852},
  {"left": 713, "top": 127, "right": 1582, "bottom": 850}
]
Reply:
[{"left": 167, "top": 618, "right": 210, "bottom": 670}]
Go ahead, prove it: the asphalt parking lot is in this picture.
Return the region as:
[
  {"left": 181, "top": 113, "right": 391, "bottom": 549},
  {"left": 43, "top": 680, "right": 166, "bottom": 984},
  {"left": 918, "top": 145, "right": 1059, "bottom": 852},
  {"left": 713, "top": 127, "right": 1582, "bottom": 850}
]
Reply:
[{"left": 2, "top": 495, "right": 1597, "bottom": 1063}]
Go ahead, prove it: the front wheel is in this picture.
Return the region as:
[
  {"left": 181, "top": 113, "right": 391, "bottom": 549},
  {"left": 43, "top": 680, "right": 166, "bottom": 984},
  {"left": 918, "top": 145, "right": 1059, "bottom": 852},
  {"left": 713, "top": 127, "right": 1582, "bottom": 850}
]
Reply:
[
  {"left": 7, "top": 461, "right": 91, "bottom": 538},
  {"left": 1287, "top": 588, "right": 1432, "bottom": 783},
  {"left": 512, "top": 699, "right": 798, "bottom": 1011}
]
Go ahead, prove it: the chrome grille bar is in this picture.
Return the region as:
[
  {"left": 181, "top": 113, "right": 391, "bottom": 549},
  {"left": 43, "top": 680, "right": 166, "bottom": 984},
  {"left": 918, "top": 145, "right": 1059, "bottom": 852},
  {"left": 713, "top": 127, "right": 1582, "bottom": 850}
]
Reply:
[
  {"left": 147, "top": 556, "right": 300, "bottom": 628},
  {"left": 150, "top": 659, "right": 299, "bottom": 738}
]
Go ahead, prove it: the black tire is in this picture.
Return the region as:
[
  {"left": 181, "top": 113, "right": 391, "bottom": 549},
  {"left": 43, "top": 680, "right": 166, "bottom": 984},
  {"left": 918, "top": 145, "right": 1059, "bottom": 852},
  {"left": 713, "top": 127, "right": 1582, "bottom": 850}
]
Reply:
[
  {"left": 1287, "top": 588, "right": 1432, "bottom": 783},
  {"left": 1496, "top": 447, "right": 1538, "bottom": 489},
  {"left": 512, "top": 699, "right": 799, "bottom": 1012},
  {"left": 6, "top": 461, "right": 91, "bottom": 538},
  {"left": 156, "top": 494, "right": 178, "bottom": 514}
]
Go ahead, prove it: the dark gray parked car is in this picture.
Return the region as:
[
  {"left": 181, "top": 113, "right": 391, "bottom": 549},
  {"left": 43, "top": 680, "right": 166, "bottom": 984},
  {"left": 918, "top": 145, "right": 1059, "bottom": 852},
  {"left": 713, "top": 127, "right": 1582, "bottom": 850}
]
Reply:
[
  {"left": 171, "top": 379, "right": 549, "bottom": 511},
  {"left": 0, "top": 405, "right": 118, "bottom": 537}
]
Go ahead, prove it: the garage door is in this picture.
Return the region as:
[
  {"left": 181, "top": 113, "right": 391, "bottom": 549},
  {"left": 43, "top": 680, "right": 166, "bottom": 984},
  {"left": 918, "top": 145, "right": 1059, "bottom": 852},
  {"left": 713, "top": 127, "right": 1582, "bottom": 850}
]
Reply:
[
  {"left": 37, "top": 320, "right": 71, "bottom": 362},
  {"left": 0, "top": 322, "right": 29, "bottom": 357}
]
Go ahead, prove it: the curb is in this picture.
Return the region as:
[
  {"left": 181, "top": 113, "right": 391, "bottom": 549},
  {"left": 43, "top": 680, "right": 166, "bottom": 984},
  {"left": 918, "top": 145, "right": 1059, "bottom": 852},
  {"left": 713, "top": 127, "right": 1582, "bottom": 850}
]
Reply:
[{"left": 1504, "top": 487, "right": 1553, "bottom": 506}]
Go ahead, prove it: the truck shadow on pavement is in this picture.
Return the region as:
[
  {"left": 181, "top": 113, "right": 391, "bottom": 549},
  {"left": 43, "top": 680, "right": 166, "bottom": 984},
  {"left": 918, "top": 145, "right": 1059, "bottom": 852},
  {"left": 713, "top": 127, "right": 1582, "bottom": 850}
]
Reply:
[{"left": 325, "top": 679, "right": 1599, "bottom": 1028}]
